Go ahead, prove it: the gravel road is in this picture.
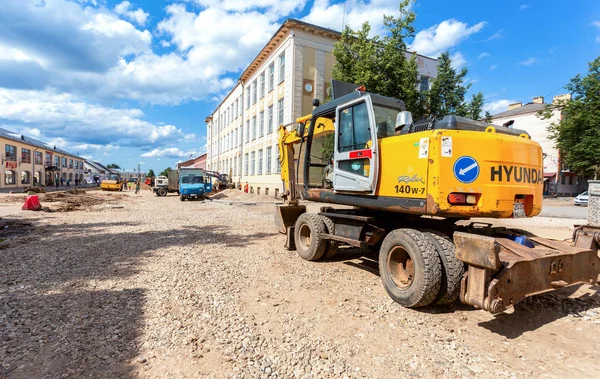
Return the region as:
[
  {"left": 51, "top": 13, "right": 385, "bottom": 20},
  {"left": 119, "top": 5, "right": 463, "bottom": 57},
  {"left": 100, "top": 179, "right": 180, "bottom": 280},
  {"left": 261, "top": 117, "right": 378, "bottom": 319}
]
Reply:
[{"left": 1, "top": 190, "right": 600, "bottom": 378}]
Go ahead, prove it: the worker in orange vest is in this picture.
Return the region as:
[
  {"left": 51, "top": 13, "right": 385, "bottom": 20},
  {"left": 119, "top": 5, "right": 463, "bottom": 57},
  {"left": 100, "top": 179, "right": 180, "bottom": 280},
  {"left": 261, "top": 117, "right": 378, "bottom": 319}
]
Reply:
[{"left": 244, "top": 182, "right": 249, "bottom": 193}]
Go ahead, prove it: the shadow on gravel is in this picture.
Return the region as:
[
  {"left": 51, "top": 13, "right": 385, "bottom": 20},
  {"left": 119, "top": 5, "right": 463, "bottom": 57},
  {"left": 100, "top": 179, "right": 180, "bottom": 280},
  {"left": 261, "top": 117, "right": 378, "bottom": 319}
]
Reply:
[
  {"left": 0, "top": 218, "right": 273, "bottom": 377},
  {"left": 479, "top": 284, "right": 600, "bottom": 338}
]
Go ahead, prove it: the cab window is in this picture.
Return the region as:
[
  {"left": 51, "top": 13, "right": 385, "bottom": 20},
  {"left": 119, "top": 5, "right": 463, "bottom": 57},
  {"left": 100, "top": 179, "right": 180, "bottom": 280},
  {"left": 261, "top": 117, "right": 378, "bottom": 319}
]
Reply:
[{"left": 338, "top": 102, "right": 370, "bottom": 152}]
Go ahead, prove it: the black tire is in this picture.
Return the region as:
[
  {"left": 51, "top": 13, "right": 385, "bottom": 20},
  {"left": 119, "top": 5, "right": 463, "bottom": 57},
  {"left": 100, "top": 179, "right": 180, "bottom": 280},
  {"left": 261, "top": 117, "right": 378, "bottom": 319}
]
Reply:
[
  {"left": 180, "top": 194, "right": 185, "bottom": 201},
  {"left": 379, "top": 229, "right": 442, "bottom": 308},
  {"left": 294, "top": 213, "right": 328, "bottom": 261},
  {"left": 424, "top": 231, "right": 464, "bottom": 305},
  {"left": 157, "top": 188, "right": 167, "bottom": 197},
  {"left": 320, "top": 216, "right": 339, "bottom": 260}
]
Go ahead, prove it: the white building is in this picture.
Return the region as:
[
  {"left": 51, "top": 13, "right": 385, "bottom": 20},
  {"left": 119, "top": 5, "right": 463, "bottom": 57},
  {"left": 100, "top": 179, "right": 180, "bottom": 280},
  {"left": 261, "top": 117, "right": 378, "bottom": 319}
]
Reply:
[
  {"left": 206, "top": 18, "right": 438, "bottom": 196},
  {"left": 490, "top": 94, "right": 586, "bottom": 196}
]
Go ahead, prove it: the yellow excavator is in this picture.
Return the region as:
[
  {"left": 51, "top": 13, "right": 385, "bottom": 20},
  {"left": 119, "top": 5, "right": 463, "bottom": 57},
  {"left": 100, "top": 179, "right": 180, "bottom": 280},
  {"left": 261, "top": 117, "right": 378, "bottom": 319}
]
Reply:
[
  {"left": 276, "top": 82, "right": 600, "bottom": 313},
  {"left": 100, "top": 172, "right": 125, "bottom": 191}
]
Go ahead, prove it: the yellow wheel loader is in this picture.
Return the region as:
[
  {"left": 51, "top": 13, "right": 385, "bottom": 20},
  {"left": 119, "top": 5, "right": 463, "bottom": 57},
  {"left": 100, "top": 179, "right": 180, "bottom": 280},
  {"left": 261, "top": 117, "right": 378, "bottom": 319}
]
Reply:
[
  {"left": 100, "top": 173, "right": 125, "bottom": 191},
  {"left": 276, "top": 83, "right": 600, "bottom": 313}
]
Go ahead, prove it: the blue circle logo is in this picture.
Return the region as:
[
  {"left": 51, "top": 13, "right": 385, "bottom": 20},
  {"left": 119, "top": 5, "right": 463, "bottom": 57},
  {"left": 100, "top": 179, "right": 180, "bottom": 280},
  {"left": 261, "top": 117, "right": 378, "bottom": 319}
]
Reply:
[{"left": 453, "top": 156, "right": 480, "bottom": 184}]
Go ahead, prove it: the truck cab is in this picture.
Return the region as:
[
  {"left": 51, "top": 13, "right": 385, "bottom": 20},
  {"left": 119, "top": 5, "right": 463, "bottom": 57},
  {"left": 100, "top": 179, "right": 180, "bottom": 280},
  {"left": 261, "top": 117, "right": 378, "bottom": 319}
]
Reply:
[{"left": 179, "top": 168, "right": 213, "bottom": 201}]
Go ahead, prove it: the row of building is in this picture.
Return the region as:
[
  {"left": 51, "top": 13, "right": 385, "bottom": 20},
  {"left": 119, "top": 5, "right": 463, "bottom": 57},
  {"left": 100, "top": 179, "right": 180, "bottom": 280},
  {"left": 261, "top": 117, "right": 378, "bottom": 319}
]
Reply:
[
  {"left": 0, "top": 127, "right": 147, "bottom": 190},
  {"left": 203, "top": 18, "right": 586, "bottom": 197}
]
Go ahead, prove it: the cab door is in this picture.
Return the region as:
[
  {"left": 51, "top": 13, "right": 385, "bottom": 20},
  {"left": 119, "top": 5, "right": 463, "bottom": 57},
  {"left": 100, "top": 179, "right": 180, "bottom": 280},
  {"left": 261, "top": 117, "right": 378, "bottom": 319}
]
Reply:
[{"left": 333, "top": 95, "right": 379, "bottom": 193}]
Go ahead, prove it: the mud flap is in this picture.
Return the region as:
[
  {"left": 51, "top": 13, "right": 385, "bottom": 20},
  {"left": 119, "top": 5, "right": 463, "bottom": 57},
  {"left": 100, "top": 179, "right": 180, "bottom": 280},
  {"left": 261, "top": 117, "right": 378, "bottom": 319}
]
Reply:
[{"left": 454, "top": 231, "right": 600, "bottom": 313}]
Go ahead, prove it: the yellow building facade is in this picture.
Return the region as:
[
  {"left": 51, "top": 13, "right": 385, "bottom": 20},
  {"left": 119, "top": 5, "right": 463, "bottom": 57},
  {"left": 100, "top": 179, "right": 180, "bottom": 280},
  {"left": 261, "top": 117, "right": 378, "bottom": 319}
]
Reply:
[{"left": 0, "top": 129, "right": 85, "bottom": 189}]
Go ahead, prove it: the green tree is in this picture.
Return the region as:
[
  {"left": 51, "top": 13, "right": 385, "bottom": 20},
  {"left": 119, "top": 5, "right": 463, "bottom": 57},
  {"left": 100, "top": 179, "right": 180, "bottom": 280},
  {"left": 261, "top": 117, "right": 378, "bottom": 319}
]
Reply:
[
  {"left": 428, "top": 52, "right": 470, "bottom": 118},
  {"left": 467, "top": 92, "right": 485, "bottom": 120},
  {"left": 147, "top": 169, "right": 155, "bottom": 178},
  {"left": 483, "top": 111, "right": 493, "bottom": 123},
  {"left": 106, "top": 163, "right": 121, "bottom": 169},
  {"left": 539, "top": 56, "right": 600, "bottom": 177},
  {"left": 159, "top": 167, "right": 171, "bottom": 177},
  {"left": 332, "top": 0, "right": 422, "bottom": 117}
]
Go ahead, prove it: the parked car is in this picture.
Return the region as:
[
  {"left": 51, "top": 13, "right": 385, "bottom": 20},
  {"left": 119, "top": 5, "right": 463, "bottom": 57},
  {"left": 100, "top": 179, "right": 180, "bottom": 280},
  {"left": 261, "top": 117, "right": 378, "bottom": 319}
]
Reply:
[{"left": 574, "top": 191, "right": 589, "bottom": 206}]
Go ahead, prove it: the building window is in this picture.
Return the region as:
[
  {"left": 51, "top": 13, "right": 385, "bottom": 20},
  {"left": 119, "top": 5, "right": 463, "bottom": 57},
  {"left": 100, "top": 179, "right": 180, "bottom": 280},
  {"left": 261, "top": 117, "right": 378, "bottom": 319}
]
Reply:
[
  {"left": 35, "top": 151, "right": 43, "bottom": 165},
  {"left": 5, "top": 170, "right": 16, "bottom": 185},
  {"left": 238, "top": 155, "right": 242, "bottom": 176},
  {"left": 69, "top": 159, "right": 73, "bottom": 168},
  {"left": 239, "top": 127, "right": 242, "bottom": 147},
  {"left": 5, "top": 145, "right": 16, "bottom": 161},
  {"left": 420, "top": 76, "right": 429, "bottom": 92},
  {"left": 268, "top": 63, "right": 275, "bottom": 92},
  {"left": 259, "top": 111, "right": 265, "bottom": 137},
  {"left": 268, "top": 105, "right": 274, "bottom": 134},
  {"left": 561, "top": 174, "right": 566, "bottom": 185},
  {"left": 258, "top": 149, "right": 263, "bottom": 175},
  {"left": 252, "top": 116, "right": 257, "bottom": 140},
  {"left": 266, "top": 146, "right": 272, "bottom": 174},
  {"left": 244, "top": 153, "right": 249, "bottom": 175},
  {"left": 250, "top": 151, "right": 255, "bottom": 175},
  {"left": 246, "top": 92, "right": 250, "bottom": 109},
  {"left": 245, "top": 120, "right": 250, "bottom": 144},
  {"left": 278, "top": 98, "right": 284, "bottom": 125},
  {"left": 55, "top": 156, "right": 60, "bottom": 167},
  {"left": 252, "top": 80, "right": 257, "bottom": 104},
  {"left": 21, "top": 148, "right": 31, "bottom": 163},
  {"left": 234, "top": 100, "right": 238, "bottom": 119},
  {"left": 275, "top": 147, "right": 281, "bottom": 173},
  {"left": 259, "top": 72, "right": 265, "bottom": 99},
  {"left": 569, "top": 175, "right": 573, "bottom": 185},
  {"left": 62, "top": 157, "right": 67, "bottom": 168},
  {"left": 278, "top": 53, "right": 285, "bottom": 83},
  {"left": 21, "top": 171, "right": 31, "bottom": 185},
  {"left": 75, "top": 161, "right": 79, "bottom": 169},
  {"left": 46, "top": 153, "right": 52, "bottom": 165},
  {"left": 239, "top": 95, "right": 243, "bottom": 116}
]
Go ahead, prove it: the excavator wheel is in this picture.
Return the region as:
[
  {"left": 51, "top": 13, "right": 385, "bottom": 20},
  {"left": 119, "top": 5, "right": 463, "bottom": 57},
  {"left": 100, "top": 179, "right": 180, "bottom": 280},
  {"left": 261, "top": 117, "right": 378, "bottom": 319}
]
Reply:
[
  {"left": 320, "top": 216, "right": 339, "bottom": 260},
  {"left": 294, "top": 213, "right": 328, "bottom": 261},
  {"left": 379, "top": 229, "right": 442, "bottom": 308},
  {"left": 423, "top": 231, "right": 464, "bottom": 305},
  {"left": 156, "top": 188, "right": 167, "bottom": 197}
]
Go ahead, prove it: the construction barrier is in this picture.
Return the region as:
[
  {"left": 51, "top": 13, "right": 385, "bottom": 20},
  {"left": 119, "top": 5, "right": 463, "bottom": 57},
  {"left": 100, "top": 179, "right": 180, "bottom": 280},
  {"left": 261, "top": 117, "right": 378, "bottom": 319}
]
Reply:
[{"left": 22, "top": 195, "right": 42, "bottom": 211}]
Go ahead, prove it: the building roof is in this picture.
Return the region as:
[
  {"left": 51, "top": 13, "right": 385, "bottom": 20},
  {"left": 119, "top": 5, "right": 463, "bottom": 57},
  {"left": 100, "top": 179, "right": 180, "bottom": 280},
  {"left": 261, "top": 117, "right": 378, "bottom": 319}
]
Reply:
[
  {"left": 177, "top": 153, "right": 207, "bottom": 168},
  {"left": 0, "top": 127, "right": 85, "bottom": 159},
  {"left": 84, "top": 160, "right": 118, "bottom": 174},
  {"left": 490, "top": 103, "right": 546, "bottom": 119}
]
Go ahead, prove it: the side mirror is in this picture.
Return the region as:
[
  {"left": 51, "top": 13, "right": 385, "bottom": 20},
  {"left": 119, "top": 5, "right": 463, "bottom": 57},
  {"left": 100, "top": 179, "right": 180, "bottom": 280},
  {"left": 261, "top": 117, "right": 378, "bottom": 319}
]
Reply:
[{"left": 395, "top": 111, "right": 413, "bottom": 131}]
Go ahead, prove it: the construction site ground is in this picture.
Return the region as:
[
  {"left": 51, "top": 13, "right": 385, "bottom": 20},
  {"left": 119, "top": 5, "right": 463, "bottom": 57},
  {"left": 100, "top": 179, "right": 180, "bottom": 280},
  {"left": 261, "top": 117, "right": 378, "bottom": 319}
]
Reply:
[{"left": 1, "top": 189, "right": 599, "bottom": 378}]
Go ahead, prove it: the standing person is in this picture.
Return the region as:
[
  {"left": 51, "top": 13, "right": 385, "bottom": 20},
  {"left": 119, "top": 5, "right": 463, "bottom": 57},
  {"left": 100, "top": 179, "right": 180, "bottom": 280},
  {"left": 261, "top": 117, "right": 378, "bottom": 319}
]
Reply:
[
  {"left": 66, "top": 178, "right": 70, "bottom": 187},
  {"left": 60, "top": 177, "right": 64, "bottom": 187},
  {"left": 135, "top": 178, "right": 140, "bottom": 194},
  {"left": 75, "top": 178, "right": 78, "bottom": 187},
  {"left": 55, "top": 177, "right": 59, "bottom": 189}
]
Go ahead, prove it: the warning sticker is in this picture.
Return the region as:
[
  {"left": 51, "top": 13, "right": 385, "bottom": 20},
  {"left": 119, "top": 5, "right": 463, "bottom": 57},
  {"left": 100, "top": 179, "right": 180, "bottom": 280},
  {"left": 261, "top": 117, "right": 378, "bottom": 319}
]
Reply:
[
  {"left": 441, "top": 136, "right": 452, "bottom": 157},
  {"left": 418, "top": 138, "right": 429, "bottom": 159}
]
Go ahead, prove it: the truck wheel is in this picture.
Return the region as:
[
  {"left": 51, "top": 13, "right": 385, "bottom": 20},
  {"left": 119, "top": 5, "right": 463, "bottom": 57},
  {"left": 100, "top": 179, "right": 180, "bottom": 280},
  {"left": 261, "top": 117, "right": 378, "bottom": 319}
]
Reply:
[
  {"left": 379, "top": 229, "right": 441, "bottom": 308},
  {"left": 294, "top": 213, "right": 328, "bottom": 261},
  {"left": 157, "top": 188, "right": 167, "bottom": 197},
  {"left": 320, "top": 216, "right": 339, "bottom": 260},
  {"left": 180, "top": 194, "right": 185, "bottom": 201},
  {"left": 424, "top": 231, "right": 464, "bottom": 305}
]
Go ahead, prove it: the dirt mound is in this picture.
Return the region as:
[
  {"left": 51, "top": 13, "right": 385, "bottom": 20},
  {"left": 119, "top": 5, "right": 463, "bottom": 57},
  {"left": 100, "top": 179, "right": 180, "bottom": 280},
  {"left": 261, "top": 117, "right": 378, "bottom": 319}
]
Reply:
[
  {"left": 42, "top": 191, "right": 126, "bottom": 212},
  {"left": 210, "top": 189, "right": 277, "bottom": 202},
  {"left": 24, "top": 186, "right": 46, "bottom": 194}
]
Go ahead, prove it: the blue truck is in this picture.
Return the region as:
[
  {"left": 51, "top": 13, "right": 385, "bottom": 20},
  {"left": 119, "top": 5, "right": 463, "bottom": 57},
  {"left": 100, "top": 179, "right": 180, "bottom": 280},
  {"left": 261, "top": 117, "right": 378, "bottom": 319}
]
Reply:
[{"left": 178, "top": 168, "right": 213, "bottom": 201}]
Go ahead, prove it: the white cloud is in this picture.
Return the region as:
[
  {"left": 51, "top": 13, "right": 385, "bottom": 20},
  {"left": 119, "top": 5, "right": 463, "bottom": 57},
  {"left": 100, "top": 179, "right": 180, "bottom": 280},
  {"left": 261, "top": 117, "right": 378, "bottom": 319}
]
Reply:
[
  {"left": 141, "top": 148, "right": 200, "bottom": 159},
  {"left": 114, "top": 1, "right": 149, "bottom": 26},
  {"left": 450, "top": 52, "right": 467, "bottom": 70},
  {"left": 484, "top": 99, "right": 516, "bottom": 115},
  {"left": 0, "top": 89, "right": 193, "bottom": 149},
  {"left": 302, "top": 0, "right": 401, "bottom": 36},
  {"left": 519, "top": 4, "right": 531, "bottom": 10},
  {"left": 520, "top": 57, "right": 537, "bottom": 66},
  {"left": 593, "top": 21, "right": 600, "bottom": 28},
  {"left": 490, "top": 64, "right": 497, "bottom": 71},
  {"left": 478, "top": 52, "right": 490, "bottom": 59},
  {"left": 484, "top": 29, "right": 504, "bottom": 41},
  {"left": 410, "top": 19, "right": 486, "bottom": 57},
  {"left": 74, "top": 143, "right": 120, "bottom": 151}
]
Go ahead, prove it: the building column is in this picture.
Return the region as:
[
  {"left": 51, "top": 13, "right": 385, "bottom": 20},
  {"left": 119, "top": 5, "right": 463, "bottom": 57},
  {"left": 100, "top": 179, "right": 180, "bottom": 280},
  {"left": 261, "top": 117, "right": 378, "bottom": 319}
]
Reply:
[{"left": 314, "top": 49, "right": 325, "bottom": 102}]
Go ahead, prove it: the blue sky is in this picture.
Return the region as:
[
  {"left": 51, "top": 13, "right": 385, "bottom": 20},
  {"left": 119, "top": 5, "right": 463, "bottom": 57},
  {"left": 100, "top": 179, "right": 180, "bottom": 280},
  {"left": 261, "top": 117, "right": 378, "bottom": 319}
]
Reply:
[{"left": 0, "top": 0, "right": 598, "bottom": 173}]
